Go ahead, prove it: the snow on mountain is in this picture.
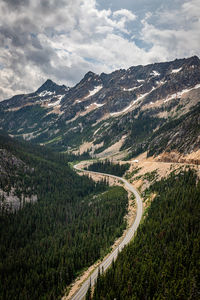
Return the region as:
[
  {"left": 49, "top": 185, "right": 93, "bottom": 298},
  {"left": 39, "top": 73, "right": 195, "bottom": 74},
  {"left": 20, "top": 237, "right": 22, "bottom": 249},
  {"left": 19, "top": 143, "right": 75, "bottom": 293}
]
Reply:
[
  {"left": 85, "top": 85, "right": 103, "bottom": 98},
  {"left": 38, "top": 90, "right": 55, "bottom": 97},
  {"left": 164, "top": 83, "right": 200, "bottom": 102},
  {"left": 0, "top": 55, "right": 200, "bottom": 156},
  {"left": 150, "top": 70, "right": 160, "bottom": 76},
  {"left": 171, "top": 67, "right": 182, "bottom": 73}
]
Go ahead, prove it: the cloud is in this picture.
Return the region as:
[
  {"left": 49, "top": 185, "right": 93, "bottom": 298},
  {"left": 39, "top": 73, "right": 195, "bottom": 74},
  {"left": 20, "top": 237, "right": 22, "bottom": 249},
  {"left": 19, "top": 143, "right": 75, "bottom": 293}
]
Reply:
[
  {"left": 140, "top": 0, "right": 200, "bottom": 58},
  {"left": 113, "top": 9, "right": 136, "bottom": 21},
  {"left": 0, "top": 0, "right": 138, "bottom": 100},
  {"left": 0, "top": 0, "right": 199, "bottom": 101},
  {"left": 2, "top": 0, "right": 30, "bottom": 10}
]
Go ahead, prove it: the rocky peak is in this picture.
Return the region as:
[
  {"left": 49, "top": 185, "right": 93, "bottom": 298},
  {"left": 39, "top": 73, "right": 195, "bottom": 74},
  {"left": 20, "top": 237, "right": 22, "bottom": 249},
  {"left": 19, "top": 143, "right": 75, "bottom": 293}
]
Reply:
[
  {"left": 36, "top": 79, "right": 67, "bottom": 94},
  {"left": 84, "top": 71, "right": 96, "bottom": 79},
  {"left": 185, "top": 55, "right": 200, "bottom": 66},
  {"left": 78, "top": 71, "right": 101, "bottom": 87},
  {"left": 0, "top": 55, "right": 200, "bottom": 157}
]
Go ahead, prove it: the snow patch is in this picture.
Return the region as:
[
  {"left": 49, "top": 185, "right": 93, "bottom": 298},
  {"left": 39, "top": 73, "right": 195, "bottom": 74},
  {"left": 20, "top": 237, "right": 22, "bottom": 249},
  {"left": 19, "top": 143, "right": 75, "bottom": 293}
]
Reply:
[
  {"left": 150, "top": 70, "right": 160, "bottom": 77},
  {"left": 48, "top": 99, "right": 61, "bottom": 107},
  {"left": 156, "top": 80, "right": 167, "bottom": 86},
  {"left": 85, "top": 85, "right": 103, "bottom": 99},
  {"left": 171, "top": 67, "right": 182, "bottom": 73},
  {"left": 57, "top": 94, "right": 65, "bottom": 100},
  {"left": 164, "top": 83, "right": 200, "bottom": 102},
  {"left": 94, "top": 102, "right": 105, "bottom": 108},
  {"left": 135, "top": 88, "right": 155, "bottom": 102},
  {"left": 123, "top": 84, "right": 142, "bottom": 92},
  {"left": 85, "top": 102, "right": 105, "bottom": 109},
  {"left": 38, "top": 90, "right": 55, "bottom": 97},
  {"left": 110, "top": 88, "right": 155, "bottom": 117},
  {"left": 74, "top": 85, "right": 103, "bottom": 103},
  {"left": 137, "top": 79, "right": 145, "bottom": 83}
]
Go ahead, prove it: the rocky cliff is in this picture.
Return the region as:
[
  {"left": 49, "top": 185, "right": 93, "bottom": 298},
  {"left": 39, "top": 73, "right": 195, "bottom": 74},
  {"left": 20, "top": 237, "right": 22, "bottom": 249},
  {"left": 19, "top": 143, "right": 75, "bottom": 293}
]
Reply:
[{"left": 0, "top": 56, "right": 200, "bottom": 158}]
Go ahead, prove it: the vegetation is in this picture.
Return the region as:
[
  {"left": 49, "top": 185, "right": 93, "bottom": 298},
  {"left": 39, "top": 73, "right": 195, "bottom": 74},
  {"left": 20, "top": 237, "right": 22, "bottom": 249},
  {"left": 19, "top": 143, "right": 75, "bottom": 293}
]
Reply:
[
  {"left": 124, "top": 167, "right": 141, "bottom": 180},
  {"left": 0, "top": 133, "right": 128, "bottom": 300},
  {"left": 147, "top": 103, "right": 200, "bottom": 157},
  {"left": 120, "top": 113, "right": 164, "bottom": 151},
  {"left": 86, "top": 160, "right": 130, "bottom": 177},
  {"left": 92, "top": 169, "right": 200, "bottom": 299},
  {"left": 0, "top": 105, "right": 56, "bottom": 135}
]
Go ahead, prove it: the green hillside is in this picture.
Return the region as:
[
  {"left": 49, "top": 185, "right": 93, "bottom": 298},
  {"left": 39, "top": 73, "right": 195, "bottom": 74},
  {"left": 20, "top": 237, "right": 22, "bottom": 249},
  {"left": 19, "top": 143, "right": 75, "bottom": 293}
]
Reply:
[
  {"left": 86, "top": 160, "right": 130, "bottom": 177},
  {"left": 92, "top": 169, "right": 200, "bottom": 300},
  {"left": 0, "top": 133, "right": 128, "bottom": 300}
]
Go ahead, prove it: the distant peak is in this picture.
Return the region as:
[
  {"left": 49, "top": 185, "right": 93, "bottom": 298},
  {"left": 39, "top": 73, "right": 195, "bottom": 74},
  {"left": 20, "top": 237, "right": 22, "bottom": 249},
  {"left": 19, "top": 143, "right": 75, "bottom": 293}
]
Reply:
[
  {"left": 186, "top": 55, "right": 200, "bottom": 65},
  {"left": 84, "top": 71, "right": 97, "bottom": 80},
  {"left": 86, "top": 71, "right": 96, "bottom": 76},
  {"left": 44, "top": 79, "right": 55, "bottom": 85},
  {"left": 36, "top": 79, "right": 67, "bottom": 94}
]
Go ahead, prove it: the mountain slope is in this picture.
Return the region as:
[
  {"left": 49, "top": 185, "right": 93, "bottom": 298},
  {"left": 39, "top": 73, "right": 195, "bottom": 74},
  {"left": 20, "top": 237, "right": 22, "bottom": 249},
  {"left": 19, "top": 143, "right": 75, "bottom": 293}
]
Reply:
[
  {"left": 0, "top": 56, "right": 200, "bottom": 157},
  {"left": 0, "top": 131, "right": 92, "bottom": 211},
  {"left": 0, "top": 133, "right": 129, "bottom": 300},
  {"left": 92, "top": 169, "right": 200, "bottom": 300}
]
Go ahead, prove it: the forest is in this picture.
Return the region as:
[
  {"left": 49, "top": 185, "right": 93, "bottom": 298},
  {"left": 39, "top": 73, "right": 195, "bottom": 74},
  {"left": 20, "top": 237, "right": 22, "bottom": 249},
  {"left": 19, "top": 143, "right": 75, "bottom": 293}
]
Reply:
[
  {"left": 0, "top": 133, "right": 128, "bottom": 299},
  {"left": 92, "top": 169, "right": 200, "bottom": 299},
  {"left": 86, "top": 159, "right": 130, "bottom": 177}
]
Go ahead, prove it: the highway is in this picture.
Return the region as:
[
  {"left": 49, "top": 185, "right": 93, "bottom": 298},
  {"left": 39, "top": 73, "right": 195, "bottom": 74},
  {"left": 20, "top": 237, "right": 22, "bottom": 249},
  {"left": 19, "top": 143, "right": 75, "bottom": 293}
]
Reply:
[{"left": 71, "top": 163, "right": 143, "bottom": 300}]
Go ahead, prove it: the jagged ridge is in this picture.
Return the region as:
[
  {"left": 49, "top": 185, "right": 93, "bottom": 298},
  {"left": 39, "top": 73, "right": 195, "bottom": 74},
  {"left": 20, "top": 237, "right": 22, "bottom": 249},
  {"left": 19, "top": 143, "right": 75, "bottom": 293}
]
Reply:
[{"left": 0, "top": 56, "right": 199, "bottom": 157}]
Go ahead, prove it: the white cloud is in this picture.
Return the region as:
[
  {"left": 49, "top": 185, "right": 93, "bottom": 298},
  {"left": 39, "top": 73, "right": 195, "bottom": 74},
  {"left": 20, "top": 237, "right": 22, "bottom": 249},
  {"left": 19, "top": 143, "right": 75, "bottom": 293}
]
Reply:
[
  {"left": 113, "top": 9, "right": 136, "bottom": 21},
  {"left": 140, "top": 0, "right": 200, "bottom": 59},
  {"left": 0, "top": 0, "right": 199, "bottom": 101},
  {"left": 0, "top": 0, "right": 139, "bottom": 100}
]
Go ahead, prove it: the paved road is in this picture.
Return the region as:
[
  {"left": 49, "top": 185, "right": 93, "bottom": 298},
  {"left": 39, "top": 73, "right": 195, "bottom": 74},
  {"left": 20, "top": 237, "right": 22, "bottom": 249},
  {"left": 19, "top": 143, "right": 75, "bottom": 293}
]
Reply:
[{"left": 71, "top": 163, "right": 143, "bottom": 300}]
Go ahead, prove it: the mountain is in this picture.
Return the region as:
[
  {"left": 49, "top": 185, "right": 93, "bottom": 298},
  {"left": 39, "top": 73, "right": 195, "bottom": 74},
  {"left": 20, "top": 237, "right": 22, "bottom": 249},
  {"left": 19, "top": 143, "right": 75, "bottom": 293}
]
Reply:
[
  {"left": 0, "top": 132, "right": 131, "bottom": 299},
  {"left": 0, "top": 56, "right": 200, "bottom": 158},
  {"left": 0, "top": 56, "right": 200, "bottom": 300}
]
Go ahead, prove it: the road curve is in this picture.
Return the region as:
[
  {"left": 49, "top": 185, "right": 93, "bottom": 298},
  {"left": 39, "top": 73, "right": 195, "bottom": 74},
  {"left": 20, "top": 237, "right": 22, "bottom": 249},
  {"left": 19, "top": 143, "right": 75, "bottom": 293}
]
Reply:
[{"left": 71, "top": 163, "right": 143, "bottom": 300}]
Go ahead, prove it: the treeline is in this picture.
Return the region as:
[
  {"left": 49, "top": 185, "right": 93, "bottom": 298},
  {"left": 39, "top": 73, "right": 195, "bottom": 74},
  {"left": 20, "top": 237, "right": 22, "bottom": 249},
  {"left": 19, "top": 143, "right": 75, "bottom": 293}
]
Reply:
[
  {"left": 0, "top": 132, "right": 92, "bottom": 208},
  {"left": 0, "top": 130, "right": 91, "bottom": 163},
  {"left": 92, "top": 169, "right": 200, "bottom": 299},
  {"left": 87, "top": 160, "right": 130, "bottom": 177},
  {"left": 0, "top": 133, "right": 128, "bottom": 299}
]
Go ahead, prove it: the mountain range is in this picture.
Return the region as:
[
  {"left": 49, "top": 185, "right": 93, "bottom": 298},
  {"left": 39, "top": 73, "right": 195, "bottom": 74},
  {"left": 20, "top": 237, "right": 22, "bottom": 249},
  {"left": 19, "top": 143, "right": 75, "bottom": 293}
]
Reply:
[
  {"left": 0, "top": 55, "right": 200, "bottom": 160},
  {"left": 0, "top": 55, "right": 200, "bottom": 300}
]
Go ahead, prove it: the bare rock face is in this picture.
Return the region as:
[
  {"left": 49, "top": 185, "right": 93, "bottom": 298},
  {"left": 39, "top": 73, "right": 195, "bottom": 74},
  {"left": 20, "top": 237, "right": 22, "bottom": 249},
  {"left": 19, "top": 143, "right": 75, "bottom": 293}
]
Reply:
[
  {"left": 147, "top": 103, "right": 200, "bottom": 157},
  {"left": 0, "top": 148, "right": 37, "bottom": 212},
  {"left": 0, "top": 148, "right": 25, "bottom": 172},
  {"left": 0, "top": 56, "right": 200, "bottom": 157}
]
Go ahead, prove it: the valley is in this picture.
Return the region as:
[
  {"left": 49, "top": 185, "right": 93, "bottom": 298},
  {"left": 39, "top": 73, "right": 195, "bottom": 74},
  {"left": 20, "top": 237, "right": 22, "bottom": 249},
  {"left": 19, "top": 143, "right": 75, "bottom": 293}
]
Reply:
[
  {"left": 0, "top": 133, "right": 130, "bottom": 300},
  {"left": 63, "top": 163, "right": 142, "bottom": 300},
  {"left": 63, "top": 154, "right": 200, "bottom": 299},
  {"left": 0, "top": 55, "right": 200, "bottom": 300},
  {"left": 91, "top": 168, "right": 200, "bottom": 299}
]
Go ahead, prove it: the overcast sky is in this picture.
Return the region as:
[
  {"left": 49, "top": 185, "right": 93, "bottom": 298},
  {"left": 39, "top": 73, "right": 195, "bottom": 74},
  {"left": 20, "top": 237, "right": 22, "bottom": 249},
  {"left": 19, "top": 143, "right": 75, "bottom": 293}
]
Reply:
[{"left": 0, "top": 0, "right": 200, "bottom": 100}]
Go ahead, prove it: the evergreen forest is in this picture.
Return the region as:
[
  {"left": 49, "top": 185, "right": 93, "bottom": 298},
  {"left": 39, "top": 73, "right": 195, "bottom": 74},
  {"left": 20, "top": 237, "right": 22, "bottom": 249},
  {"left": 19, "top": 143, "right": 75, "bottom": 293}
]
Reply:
[
  {"left": 86, "top": 160, "right": 130, "bottom": 177},
  {"left": 0, "top": 133, "right": 128, "bottom": 299},
  {"left": 92, "top": 169, "right": 200, "bottom": 300}
]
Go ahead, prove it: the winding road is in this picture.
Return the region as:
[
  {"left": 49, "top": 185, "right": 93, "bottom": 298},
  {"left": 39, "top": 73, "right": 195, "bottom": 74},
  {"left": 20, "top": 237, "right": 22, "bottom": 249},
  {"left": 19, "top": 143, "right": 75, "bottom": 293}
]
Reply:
[{"left": 70, "top": 163, "right": 143, "bottom": 300}]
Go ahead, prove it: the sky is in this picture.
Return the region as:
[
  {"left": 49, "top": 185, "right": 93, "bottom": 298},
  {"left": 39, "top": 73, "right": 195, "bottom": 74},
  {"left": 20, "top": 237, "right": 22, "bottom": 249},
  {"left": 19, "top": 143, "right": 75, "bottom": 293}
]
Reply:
[{"left": 0, "top": 0, "right": 200, "bottom": 100}]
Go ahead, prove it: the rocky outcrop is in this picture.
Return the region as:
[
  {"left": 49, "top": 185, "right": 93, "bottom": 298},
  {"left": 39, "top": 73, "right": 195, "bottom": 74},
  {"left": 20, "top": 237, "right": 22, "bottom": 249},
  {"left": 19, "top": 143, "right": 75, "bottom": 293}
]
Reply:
[
  {"left": 0, "top": 148, "right": 37, "bottom": 211},
  {"left": 147, "top": 103, "right": 200, "bottom": 157},
  {"left": 156, "top": 151, "right": 200, "bottom": 165},
  {"left": 0, "top": 56, "right": 200, "bottom": 156}
]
